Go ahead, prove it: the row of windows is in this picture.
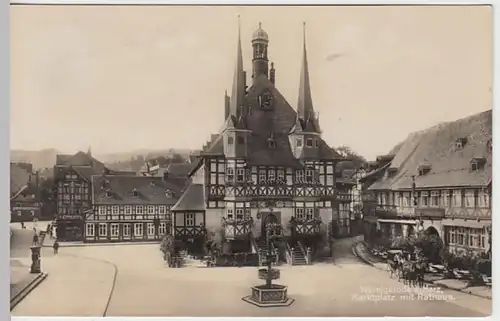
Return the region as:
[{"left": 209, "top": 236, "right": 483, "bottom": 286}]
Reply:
[
  {"left": 445, "top": 227, "right": 487, "bottom": 249},
  {"left": 210, "top": 162, "right": 335, "bottom": 174},
  {"left": 208, "top": 200, "right": 334, "bottom": 209},
  {"left": 226, "top": 208, "right": 251, "bottom": 220},
  {"left": 64, "top": 173, "right": 79, "bottom": 180},
  {"left": 377, "top": 190, "right": 490, "bottom": 209},
  {"left": 59, "top": 186, "right": 89, "bottom": 195},
  {"left": 296, "top": 137, "right": 320, "bottom": 148},
  {"left": 86, "top": 222, "right": 168, "bottom": 237},
  {"left": 92, "top": 213, "right": 171, "bottom": 221},
  {"left": 58, "top": 207, "right": 86, "bottom": 215},
  {"left": 97, "top": 205, "right": 169, "bottom": 215}
]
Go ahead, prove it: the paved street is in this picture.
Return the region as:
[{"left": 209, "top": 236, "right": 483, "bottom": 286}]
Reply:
[{"left": 11, "top": 235, "right": 491, "bottom": 317}]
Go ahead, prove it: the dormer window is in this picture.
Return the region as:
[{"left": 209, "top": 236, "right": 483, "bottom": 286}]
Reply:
[
  {"left": 227, "top": 136, "right": 234, "bottom": 145},
  {"left": 132, "top": 188, "right": 138, "bottom": 197},
  {"left": 387, "top": 167, "right": 398, "bottom": 177},
  {"left": 470, "top": 157, "right": 486, "bottom": 171},
  {"left": 418, "top": 164, "right": 431, "bottom": 176},
  {"left": 237, "top": 136, "right": 245, "bottom": 145},
  {"left": 456, "top": 137, "right": 467, "bottom": 149},
  {"left": 268, "top": 140, "right": 276, "bottom": 149},
  {"left": 306, "top": 138, "right": 313, "bottom": 147},
  {"left": 105, "top": 189, "right": 112, "bottom": 198},
  {"left": 296, "top": 138, "right": 303, "bottom": 147},
  {"left": 314, "top": 139, "right": 319, "bottom": 148},
  {"left": 165, "top": 189, "right": 172, "bottom": 198}
]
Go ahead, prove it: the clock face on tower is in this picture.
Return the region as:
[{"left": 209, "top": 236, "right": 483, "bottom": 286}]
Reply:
[{"left": 259, "top": 90, "right": 273, "bottom": 110}]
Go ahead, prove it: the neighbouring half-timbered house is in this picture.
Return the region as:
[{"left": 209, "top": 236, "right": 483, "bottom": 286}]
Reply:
[
  {"left": 10, "top": 163, "right": 41, "bottom": 222},
  {"left": 85, "top": 174, "right": 182, "bottom": 243},
  {"left": 363, "top": 110, "right": 492, "bottom": 255},
  {"left": 170, "top": 21, "right": 343, "bottom": 264},
  {"left": 53, "top": 149, "right": 107, "bottom": 241}
]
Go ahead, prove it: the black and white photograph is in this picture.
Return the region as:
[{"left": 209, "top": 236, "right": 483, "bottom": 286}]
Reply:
[{"left": 9, "top": 3, "right": 493, "bottom": 318}]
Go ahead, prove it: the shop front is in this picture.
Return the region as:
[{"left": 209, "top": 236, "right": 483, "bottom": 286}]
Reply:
[{"left": 55, "top": 214, "right": 84, "bottom": 241}]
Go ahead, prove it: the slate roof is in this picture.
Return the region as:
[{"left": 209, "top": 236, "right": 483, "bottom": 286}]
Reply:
[
  {"left": 166, "top": 163, "right": 196, "bottom": 178},
  {"left": 91, "top": 175, "right": 183, "bottom": 205},
  {"left": 54, "top": 151, "right": 108, "bottom": 182},
  {"left": 11, "top": 184, "right": 39, "bottom": 202},
  {"left": 368, "top": 110, "right": 492, "bottom": 190},
  {"left": 171, "top": 183, "right": 205, "bottom": 212},
  {"left": 56, "top": 151, "right": 105, "bottom": 172},
  {"left": 202, "top": 75, "right": 341, "bottom": 166},
  {"left": 10, "top": 163, "right": 32, "bottom": 197}
]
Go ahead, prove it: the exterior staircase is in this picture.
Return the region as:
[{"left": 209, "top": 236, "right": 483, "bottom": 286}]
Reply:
[
  {"left": 255, "top": 238, "right": 278, "bottom": 266},
  {"left": 290, "top": 244, "right": 308, "bottom": 266}
]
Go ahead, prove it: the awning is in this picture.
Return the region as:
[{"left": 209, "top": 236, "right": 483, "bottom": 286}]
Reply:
[
  {"left": 441, "top": 219, "right": 491, "bottom": 229},
  {"left": 377, "top": 219, "right": 418, "bottom": 224}
]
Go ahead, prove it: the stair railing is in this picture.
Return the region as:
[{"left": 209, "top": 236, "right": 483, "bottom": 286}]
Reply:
[
  {"left": 284, "top": 240, "right": 293, "bottom": 265},
  {"left": 297, "top": 240, "right": 309, "bottom": 265},
  {"left": 249, "top": 232, "right": 259, "bottom": 254}
]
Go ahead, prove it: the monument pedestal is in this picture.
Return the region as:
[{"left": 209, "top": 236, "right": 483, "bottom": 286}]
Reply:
[{"left": 30, "top": 246, "right": 42, "bottom": 274}]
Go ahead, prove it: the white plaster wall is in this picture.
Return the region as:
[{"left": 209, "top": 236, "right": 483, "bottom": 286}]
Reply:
[
  {"left": 192, "top": 165, "right": 205, "bottom": 185},
  {"left": 422, "top": 219, "right": 444, "bottom": 240},
  {"left": 205, "top": 208, "right": 224, "bottom": 234}
]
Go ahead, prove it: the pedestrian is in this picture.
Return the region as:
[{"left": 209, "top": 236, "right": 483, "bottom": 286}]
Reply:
[
  {"left": 53, "top": 240, "right": 59, "bottom": 255},
  {"left": 32, "top": 234, "right": 39, "bottom": 245},
  {"left": 20, "top": 221, "right": 25, "bottom": 229}
]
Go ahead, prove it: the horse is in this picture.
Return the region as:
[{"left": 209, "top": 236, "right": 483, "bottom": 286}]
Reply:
[
  {"left": 400, "top": 261, "right": 417, "bottom": 287},
  {"left": 387, "top": 259, "right": 401, "bottom": 279},
  {"left": 414, "top": 259, "right": 428, "bottom": 288}
]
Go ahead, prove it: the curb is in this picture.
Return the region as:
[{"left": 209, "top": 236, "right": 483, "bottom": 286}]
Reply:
[
  {"left": 41, "top": 240, "right": 160, "bottom": 248},
  {"left": 352, "top": 242, "right": 492, "bottom": 301},
  {"left": 60, "top": 253, "right": 119, "bottom": 316},
  {"left": 10, "top": 273, "right": 48, "bottom": 310}
]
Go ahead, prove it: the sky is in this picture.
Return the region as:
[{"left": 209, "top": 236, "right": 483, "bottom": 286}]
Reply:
[{"left": 10, "top": 5, "right": 492, "bottom": 160}]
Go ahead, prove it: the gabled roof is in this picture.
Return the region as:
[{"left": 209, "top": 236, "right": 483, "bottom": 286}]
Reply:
[
  {"left": 56, "top": 151, "right": 105, "bottom": 172},
  {"left": 10, "top": 163, "right": 32, "bottom": 197},
  {"left": 166, "top": 163, "right": 196, "bottom": 178},
  {"left": 10, "top": 184, "right": 39, "bottom": 202},
  {"left": 171, "top": 183, "right": 205, "bottom": 212},
  {"left": 54, "top": 165, "right": 95, "bottom": 182},
  {"left": 368, "top": 110, "right": 492, "bottom": 190},
  {"left": 91, "top": 175, "right": 183, "bottom": 205}
]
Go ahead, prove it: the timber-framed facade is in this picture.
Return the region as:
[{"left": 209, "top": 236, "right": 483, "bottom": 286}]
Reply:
[
  {"left": 362, "top": 110, "right": 492, "bottom": 255},
  {"left": 170, "top": 22, "right": 344, "bottom": 264}
]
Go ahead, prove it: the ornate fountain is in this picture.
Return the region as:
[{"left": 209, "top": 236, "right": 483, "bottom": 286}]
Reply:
[{"left": 242, "top": 222, "right": 294, "bottom": 307}]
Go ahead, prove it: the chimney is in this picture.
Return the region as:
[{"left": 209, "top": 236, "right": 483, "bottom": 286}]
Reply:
[
  {"left": 35, "top": 171, "right": 40, "bottom": 187},
  {"left": 163, "top": 170, "right": 169, "bottom": 181},
  {"left": 146, "top": 163, "right": 150, "bottom": 174},
  {"left": 270, "top": 62, "right": 275, "bottom": 85},
  {"left": 28, "top": 174, "right": 32, "bottom": 183}
]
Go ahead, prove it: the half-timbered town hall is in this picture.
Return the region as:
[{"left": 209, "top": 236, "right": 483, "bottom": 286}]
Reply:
[{"left": 171, "top": 21, "right": 343, "bottom": 264}]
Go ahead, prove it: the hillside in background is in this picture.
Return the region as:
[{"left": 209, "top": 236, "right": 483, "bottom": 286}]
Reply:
[{"left": 10, "top": 148, "right": 196, "bottom": 170}]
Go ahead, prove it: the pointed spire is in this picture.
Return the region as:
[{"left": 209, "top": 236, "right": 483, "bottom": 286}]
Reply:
[
  {"left": 87, "top": 145, "right": 92, "bottom": 157},
  {"left": 229, "top": 15, "right": 246, "bottom": 118},
  {"left": 297, "top": 22, "right": 319, "bottom": 133}
]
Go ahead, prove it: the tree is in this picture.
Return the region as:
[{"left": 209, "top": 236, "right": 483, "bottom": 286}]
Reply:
[
  {"left": 160, "top": 234, "right": 175, "bottom": 265},
  {"left": 334, "top": 145, "right": 367, "bottom": 170},
  {"left": 170, "top": 153, "right": 186, "bottom": 164}
]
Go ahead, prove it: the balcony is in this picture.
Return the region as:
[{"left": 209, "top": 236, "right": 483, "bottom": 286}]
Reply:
[
  {"left": 222, "top": 218, "right": 252, "bottom": 240},
  {"left": 290, "top": 218, "right": 322, "bottom": 236},
  {"left": 361, "top": 193, "right": 376, "bottom": 202},
  {"left": 375, "top": 205, "right": 398, "bottom": 218},
  {"left": 336, "top": 192, "right": 351, "bottom": 202},
  {"left": 295, "top": 223, "right": 321, "bottom": 235},
  {"left": 415, "top": 207, "right": 445, "bottom": 219}
]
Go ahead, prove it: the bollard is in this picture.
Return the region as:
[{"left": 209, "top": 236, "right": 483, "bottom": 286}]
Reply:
[{"left": 30, "top": 245, "right": 42, "bottom": 273}]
